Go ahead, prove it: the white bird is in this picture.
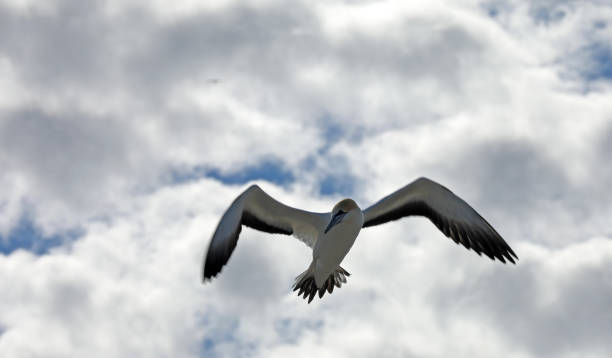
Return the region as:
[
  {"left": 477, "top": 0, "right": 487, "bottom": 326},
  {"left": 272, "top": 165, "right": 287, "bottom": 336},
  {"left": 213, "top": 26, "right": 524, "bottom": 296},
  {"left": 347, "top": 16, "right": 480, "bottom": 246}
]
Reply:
[{"left": 203, "top": 177, "right": 517, "bottom": 303}]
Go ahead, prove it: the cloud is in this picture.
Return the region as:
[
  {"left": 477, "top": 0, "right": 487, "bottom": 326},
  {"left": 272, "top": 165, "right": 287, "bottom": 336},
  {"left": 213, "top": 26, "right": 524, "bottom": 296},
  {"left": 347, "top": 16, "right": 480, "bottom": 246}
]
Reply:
[
  {"left": 1, "top": 0, "right": 612, "bottom": 357},
  {"left": 2, "top": 178, "right": 612, "bottom": 357},
  {"left": 430, "top": 237, "right": 612, "bottom": 357}
]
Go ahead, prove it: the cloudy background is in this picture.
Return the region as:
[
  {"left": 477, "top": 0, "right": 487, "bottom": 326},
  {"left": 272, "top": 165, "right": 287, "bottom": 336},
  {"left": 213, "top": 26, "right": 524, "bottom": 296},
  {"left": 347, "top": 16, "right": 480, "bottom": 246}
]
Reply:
[{"left": 1, "top": 0, "right": 611, "bottom": 356}]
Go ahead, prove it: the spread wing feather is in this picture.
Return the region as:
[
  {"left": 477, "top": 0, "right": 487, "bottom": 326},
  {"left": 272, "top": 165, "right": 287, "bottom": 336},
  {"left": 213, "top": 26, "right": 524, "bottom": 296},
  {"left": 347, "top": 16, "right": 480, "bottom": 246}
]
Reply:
[
  {"left": 203, "top": 185, "right": 329, "bottom": 280},
  {"left": 363, "top": 177, "right": 517, "bottom": 264}
]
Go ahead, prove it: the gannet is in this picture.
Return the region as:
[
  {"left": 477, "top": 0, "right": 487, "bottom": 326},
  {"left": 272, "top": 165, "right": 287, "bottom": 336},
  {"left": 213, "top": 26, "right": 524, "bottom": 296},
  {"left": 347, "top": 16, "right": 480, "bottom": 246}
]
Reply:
[{"left": 202, "top": 177, "right": 517, "bottom": 303}]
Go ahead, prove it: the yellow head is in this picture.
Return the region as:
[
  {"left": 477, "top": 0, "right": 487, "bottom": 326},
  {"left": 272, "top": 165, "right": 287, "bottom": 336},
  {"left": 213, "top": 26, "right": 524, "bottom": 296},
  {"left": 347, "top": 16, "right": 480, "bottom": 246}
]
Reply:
[
  {"left": 332, "top": 198, "right": 360, "bottom": 214},
  {"left": 325, "top": 199, "right": 360, "bottom": 234}
]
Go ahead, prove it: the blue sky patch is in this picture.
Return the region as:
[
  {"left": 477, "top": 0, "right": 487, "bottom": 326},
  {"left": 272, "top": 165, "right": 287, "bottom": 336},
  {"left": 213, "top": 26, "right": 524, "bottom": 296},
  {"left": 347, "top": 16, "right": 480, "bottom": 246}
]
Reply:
[
  {"left": 198, "top": 316, "right": 257, "bottom": 358},
  {"left": 0, "top": 217, "right": 81, "bottom": 255},
  {"left": 206, "top": 161, "right": 294, "bottom": 186},
  {"left": 322, "top": 120, "right": 344, "bottom": 145},
  {"left": 171, "top": 159, "right": 295, "bottom": 187},
  {"left": 480, "top": 1, "right": 509, "bottom": 19},
  {"left": 531, "top": 6, "right": 566, "bottom": 25},
  {"left": 274, "top": 318, "right": 323, "bottom": 344},
  {"left": 583, "top": 43, "right": 612, "bottom": 81},
  {"left": 201, "top": 338, "right": 216, "bottom": 353},
  {"left": 593, "top": 21, "right": 606, "bottom": 30},
  {"left": 319, "top": 173, "right": 355, "bottom": 197}
]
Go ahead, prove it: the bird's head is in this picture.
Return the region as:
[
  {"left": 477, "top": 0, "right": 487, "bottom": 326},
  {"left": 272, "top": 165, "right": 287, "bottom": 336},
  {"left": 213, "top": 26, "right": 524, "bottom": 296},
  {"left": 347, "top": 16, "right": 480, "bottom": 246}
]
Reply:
[
  {"left": 333, "top": 198, "right": 360, "bottom": 213},
  {"left": 325, "top": 199, "right": 361, "bottom": 234}
]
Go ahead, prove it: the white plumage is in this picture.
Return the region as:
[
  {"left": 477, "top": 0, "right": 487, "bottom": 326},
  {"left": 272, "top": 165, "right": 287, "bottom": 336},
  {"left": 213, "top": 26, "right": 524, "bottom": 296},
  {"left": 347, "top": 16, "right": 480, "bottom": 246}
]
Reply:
[{"left": 203, "top": 177, "right": 517, "bottom": 303}]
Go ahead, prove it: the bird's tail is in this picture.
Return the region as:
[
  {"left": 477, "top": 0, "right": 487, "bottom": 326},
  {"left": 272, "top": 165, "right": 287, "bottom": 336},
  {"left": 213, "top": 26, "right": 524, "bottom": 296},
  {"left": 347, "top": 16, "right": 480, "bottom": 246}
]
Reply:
[{"left": 292, "top": 265, "right": 350, "bottom": 304}]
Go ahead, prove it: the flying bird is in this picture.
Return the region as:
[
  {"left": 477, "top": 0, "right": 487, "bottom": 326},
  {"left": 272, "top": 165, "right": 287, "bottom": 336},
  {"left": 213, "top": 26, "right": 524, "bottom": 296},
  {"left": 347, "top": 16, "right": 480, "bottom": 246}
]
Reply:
[{"left": 202, "top": 177, "right": 517, "bottom": 303}]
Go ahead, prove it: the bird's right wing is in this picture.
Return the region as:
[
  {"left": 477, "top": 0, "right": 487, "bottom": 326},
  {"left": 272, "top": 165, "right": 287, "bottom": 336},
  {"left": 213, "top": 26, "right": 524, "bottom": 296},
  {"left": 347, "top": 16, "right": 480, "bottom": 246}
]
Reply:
[
  {"left": 203, "top": 185, "right": 329, "bottom": 280},
  {"left": 362, "top": 177, "right": 517, "bottom": 264}
]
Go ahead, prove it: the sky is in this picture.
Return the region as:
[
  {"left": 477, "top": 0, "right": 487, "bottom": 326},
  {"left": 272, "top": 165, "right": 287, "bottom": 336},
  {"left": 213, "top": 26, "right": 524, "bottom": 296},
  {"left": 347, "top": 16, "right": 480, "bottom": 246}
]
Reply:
[{"left": 1, "top": 0, "right": 612, "bottom": 357}]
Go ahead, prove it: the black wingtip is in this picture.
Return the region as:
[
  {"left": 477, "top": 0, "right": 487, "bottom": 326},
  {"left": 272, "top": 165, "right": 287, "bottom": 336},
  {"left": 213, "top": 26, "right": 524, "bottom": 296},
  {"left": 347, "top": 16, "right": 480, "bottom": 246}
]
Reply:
[
  {"left": 202, "top": 268, "right": 218, "bottom": 283},
  {"left": 505, "top": 252, "right": 517, "bottom": 264},
  {"left": 202, "top": 253, "right": 223, "bottom": 283},
  {"left": 508, "top": 246, "right": 519, "bottom": 260},
  {"left": 488, "top": 248, "right": 518, "bottom": 265}
]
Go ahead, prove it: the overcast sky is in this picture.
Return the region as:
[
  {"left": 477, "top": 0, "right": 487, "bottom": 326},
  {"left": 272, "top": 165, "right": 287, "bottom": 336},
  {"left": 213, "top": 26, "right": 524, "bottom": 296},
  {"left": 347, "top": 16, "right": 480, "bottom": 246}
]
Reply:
[{"left": 1, "top": 0, "right": 612, "bottom": 357}]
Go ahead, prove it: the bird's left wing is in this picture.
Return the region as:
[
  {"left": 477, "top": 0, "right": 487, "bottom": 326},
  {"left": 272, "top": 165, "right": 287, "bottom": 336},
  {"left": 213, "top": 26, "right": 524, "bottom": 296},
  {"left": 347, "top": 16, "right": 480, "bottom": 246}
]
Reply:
[
  {"left": 203, "top": 185, "right": 329, "bottom": 280},
  {"left": 362, "top": 177, "right": 517, "bottom": 264}
]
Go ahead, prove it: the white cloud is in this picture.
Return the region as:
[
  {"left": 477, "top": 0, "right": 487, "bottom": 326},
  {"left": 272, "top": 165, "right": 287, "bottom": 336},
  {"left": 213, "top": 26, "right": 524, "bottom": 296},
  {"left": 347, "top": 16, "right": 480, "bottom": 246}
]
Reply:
[
  {"left": 2, "top": 178, "right": 611, "bottom": 357},
  {"left": 1, "top": 0, "right": 612, "bottom": 357}
]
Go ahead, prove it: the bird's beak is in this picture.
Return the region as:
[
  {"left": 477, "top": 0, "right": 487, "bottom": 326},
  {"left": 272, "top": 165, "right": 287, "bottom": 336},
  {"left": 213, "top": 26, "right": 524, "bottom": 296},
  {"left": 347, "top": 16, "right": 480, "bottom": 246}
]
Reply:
[{"left": 324, "top": 211, "right": 347, "bottom": 234}]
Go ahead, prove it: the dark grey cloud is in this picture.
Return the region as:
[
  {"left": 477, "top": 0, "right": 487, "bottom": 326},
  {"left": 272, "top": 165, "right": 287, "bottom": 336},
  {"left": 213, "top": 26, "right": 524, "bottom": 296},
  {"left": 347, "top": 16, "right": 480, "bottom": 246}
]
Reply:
[
  {"left": 0, "top": 1, "right": 329, "bottom": 233},
  {"left": 448, "top": 140, "right": 570, "bottom": 216},
  {"left": 126, "top": 4, "right": 321, "bottom": 90},
  {"left": 431, "top": 243, "right": 612, "bottom": 357},
  {"left": 0, "top": 1, "right": 319, "bottom": 112},
  {"left": 0, "top": 1, "right": 117, "bottom": 90},
  {"left": 397, "top": 136, "right": 611, "bottom": 246},
  {"left": 333, "top": 23, "right": 484, "bottom": 86},
  {"left": 599, "top": 124, "right": 612, "bottom": 175},
  {"left": 0, "top": 107, "right": 156, "bottom": 230},
  {"left": 0, "top": 0, "right": 483, "bottom": 234}
]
